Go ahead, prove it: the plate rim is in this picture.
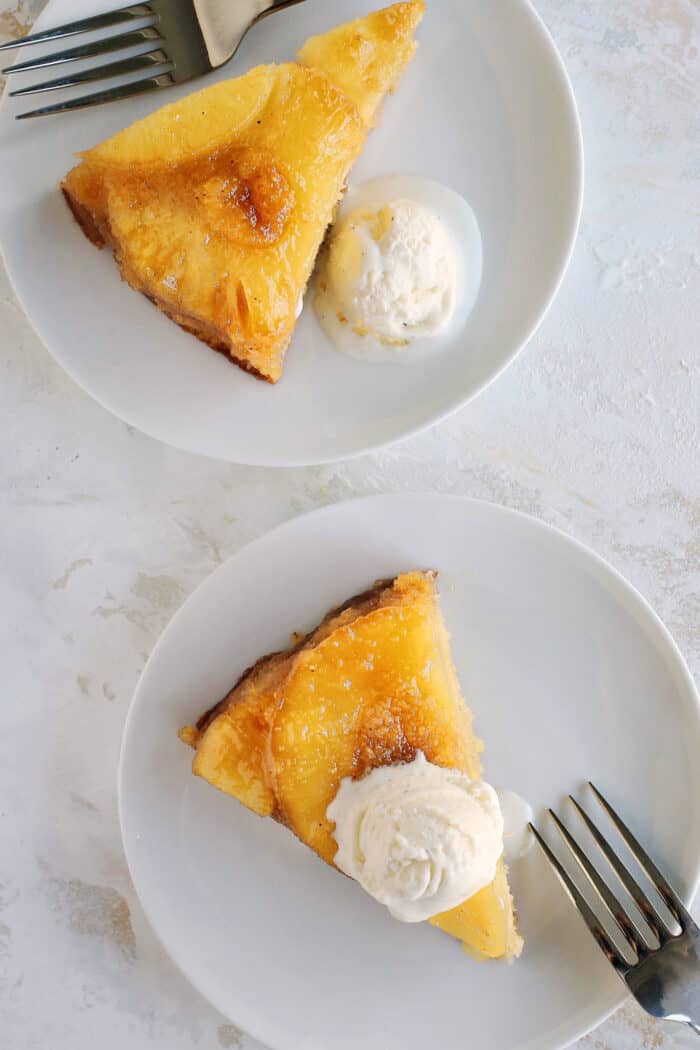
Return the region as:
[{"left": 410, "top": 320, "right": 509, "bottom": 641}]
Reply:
[
  {"left": 0, "top": 0, "right": 584, "bottom": 468},
  {"left": 118, "top": 493, "right": 700, "bottom": 1050}
]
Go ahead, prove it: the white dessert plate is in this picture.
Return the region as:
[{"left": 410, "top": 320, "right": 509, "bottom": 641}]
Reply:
[
  {"left": 0, "top": 0, "right": 582, "bottom": 466},
  {"left": 119, "top": 494, "right": 700, "bottom": 1050}
]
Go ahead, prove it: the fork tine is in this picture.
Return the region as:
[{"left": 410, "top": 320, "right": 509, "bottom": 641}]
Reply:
[
  {"left": 2, "top": 26, "right": 161, "bottom": 74},
  {"left": 15, "top": 70, "right": 173, "bottom": 119},
  {"left": 571, "top": 795, "right": 678, "bottom": 937},
  {"left": 0, "top": 3, "right": 154, "bottom": 52},
  {"left": 529, "top": 822, "right": 628, "bottom": 973},
  {"left": 549, "top": 808, "right": 651, "bottom": 956},
  {"left": 588, "top": 783, "right": 692, "bottom": 929},
  {"left": 9, "top": 51, "right": 170, "bottom": 96}
]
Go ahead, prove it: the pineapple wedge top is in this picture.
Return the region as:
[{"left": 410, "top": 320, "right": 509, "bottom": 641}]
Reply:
[
  {"left": 61, "top": 2, "right": 425, "bottom": 383},
  {"left": 180, "top": 571, "right": 523, "bottom": 961}
]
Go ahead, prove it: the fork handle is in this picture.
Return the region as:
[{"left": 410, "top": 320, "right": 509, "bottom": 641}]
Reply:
[{"left": 194, "top": 0, "right": 306, "bottom": 69}]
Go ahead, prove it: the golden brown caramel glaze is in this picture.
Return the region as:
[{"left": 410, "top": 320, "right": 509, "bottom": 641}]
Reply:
[
  {"left": 177, "top": 146, "right": 294, "bottom": 249},
  {"left": 62, "top": 63, "right": 365, "bottom": 382},
  {"left": 268, "top": 574, "right": 480, "bottom": 863},
  {"left": 182, "top": 572, "right": 468, "bottom": 824},
  {"left": 192, "top": 577, "right": 395, "bottom": 739},
  {"left": 298, "top": 0, "right": 425, "bottom": 125},
  {"left": 61, "top": 3, "right": 425, "bottom": 382},
  {"left": 179, "top": 570, "right": 522, "bottom": 959}
]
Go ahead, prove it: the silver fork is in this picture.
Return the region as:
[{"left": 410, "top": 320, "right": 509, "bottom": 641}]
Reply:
[
  {"left": 1, "top": 0, "right": 305, "bottom": 120},
  {"left": 530, "top": 783, "right": 700, "bottom": 1038}
]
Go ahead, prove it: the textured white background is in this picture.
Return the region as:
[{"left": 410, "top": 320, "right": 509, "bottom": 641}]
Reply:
[{"left": 1, "top": 1, "right": 699, "bottom": 1048}]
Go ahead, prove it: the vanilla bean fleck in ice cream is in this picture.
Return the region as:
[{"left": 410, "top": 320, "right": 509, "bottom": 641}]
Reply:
[
  {"left": 327, "top": 752, "right": 504, "bottom": 922},
  {"left": 314, "top": 175, "right": 483, "bottom": 363},
  {"left": 320, "top": 198, "right": 457, "bottom": 341}
]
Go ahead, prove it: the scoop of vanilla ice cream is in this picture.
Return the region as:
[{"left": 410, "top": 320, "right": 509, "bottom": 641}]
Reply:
[
  {"left": 322, "top": 199, "right": 457, "bottom": 342},
  {"left": 327, "top": 752, "right": 504, "bottom": 923}
]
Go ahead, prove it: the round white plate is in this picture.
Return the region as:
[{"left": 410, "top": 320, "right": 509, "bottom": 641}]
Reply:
[
  {"left": 120, "top": 494, "right": 700, "bottom": 1050},
  {"left": 0, "top": 0, "right": 582, "bottom": 466}
]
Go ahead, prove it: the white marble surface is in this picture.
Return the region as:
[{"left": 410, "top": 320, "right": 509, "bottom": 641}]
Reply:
[{"left": 1, "top": 1, "right": 699, "bottom": 1048}]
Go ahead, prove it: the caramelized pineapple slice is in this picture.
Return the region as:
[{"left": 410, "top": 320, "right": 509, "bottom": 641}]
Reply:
[
  {"left": 188, "top": 691, "right": 275, "bottom": 818},
  {"left": 61, "top": 65, "right": 280, "bottom": 247},
  {"left": 430, "top": 859, "right": 522, "bottom": 959},
  {"left": 270, "top": 579, "right": 481, "bottom": 863},
  {"left": 61, "top": 3, "right": 425, "bottom": 382},
  {"left": 298, "top": 0, "right": 425, "bottom": 124},
  {"left": 180, "top": 572, "right": 522, "bottom": 960},
  {"left": 180, "top": 650, "right": 292, "bottom": 817},
  {"left": 80, "top": 66, "right": 278, "bottom": 170},
  {"left": 65, "top": 64, "right": 364, "bottom": 381}
]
